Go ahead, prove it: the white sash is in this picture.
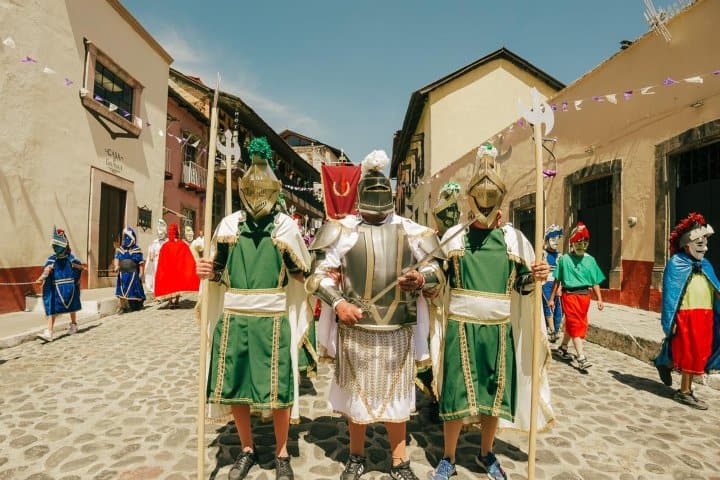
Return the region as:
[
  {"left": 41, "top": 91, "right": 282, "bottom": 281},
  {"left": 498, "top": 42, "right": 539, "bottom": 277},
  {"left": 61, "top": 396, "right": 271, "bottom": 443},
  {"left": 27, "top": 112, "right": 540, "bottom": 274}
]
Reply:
[
  {"left": 448, "top": 289, "right": 511, "bottom": 324},
  {"left": 223, "top": 289, "right": 286, "bottom": 316}
]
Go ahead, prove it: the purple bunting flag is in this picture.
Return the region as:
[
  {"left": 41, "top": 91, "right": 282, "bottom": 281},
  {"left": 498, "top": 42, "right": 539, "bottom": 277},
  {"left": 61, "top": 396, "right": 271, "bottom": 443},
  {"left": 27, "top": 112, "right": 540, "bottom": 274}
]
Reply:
[
  {"left": 662, "top": 77, "right": 679, "bottom": 86},
  {"left": 63, "top": 77, "right": 73, "bottom": 86},
  {"left": 543, "top": 169, "right": 557, "bottom": 178},
  {"left": 20, "top": 56, "right": 37, "bottom": 64},
  {"left": 623, "top": 90, "right": 633, "bottom": 100}
]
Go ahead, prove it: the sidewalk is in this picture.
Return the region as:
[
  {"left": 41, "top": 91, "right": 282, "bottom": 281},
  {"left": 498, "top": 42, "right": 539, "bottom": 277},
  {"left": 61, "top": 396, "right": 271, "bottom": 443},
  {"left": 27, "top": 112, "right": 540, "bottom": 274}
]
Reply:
[
  {"left": 0, "top": 287, "right": 119, "bottom": 349},
  {"left": 587, "top": 302, "right": 663, "bottom": 362}
]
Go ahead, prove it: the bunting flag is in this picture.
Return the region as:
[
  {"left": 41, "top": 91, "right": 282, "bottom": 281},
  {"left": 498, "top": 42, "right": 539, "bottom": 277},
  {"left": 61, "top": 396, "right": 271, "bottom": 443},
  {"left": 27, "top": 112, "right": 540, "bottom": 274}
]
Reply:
[{"left": 321, "top": 164, "right": 361, "bottom": 219}]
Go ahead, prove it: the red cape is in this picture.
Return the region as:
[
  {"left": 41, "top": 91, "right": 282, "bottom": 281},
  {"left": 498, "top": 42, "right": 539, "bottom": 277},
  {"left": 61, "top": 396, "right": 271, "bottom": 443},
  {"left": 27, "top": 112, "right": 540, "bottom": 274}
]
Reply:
[{"left": 154, "top": 239, "right": 200, "bottom": 298}]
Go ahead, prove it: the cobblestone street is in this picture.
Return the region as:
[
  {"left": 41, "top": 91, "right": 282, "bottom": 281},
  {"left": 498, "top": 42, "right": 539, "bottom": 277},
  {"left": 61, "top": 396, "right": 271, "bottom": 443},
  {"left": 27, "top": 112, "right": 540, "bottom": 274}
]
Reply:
[{"left": 1, "top": 302, "right": 719, "bottom": 480}]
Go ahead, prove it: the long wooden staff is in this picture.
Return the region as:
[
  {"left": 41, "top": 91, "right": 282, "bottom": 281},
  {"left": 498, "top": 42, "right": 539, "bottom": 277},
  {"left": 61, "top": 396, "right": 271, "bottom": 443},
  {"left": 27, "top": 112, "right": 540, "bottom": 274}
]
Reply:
[
  {"left": 519, "top": 87, "right": 554, "bottom": 480},
  {"left": 198, "top": 73, "right": 220, "bottom": 480}
]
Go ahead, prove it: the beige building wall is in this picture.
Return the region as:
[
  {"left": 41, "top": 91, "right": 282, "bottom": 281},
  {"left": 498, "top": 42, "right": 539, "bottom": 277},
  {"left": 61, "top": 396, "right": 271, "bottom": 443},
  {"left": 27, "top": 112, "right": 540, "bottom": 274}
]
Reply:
[
  {"left": 0, "top": 0, "right": 171, "bottom": 310},
  {"left": 428, "top": 59, "right": 557, "bottom": 176},
  {"left": 399, "top": 56, "right": 559, "bottom": 225}
]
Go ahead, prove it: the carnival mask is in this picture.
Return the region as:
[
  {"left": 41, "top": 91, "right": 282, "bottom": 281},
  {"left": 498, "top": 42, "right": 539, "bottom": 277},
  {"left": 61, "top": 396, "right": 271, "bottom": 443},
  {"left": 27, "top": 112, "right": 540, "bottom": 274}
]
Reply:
[
  {"left": 572, "top": 240, "right": 589, "bottom": 256},
  {"left": 184, "top": 225, "right": 194, "bottom": 243},
  {"left": 684, "top": 235, "right": 708, "bottom": 261},
  {"left": 157, "top": 220, "right": 168, "bottom": 241},
  {"left": 546, "top": 237, "right": 561, "bottom": 251}
]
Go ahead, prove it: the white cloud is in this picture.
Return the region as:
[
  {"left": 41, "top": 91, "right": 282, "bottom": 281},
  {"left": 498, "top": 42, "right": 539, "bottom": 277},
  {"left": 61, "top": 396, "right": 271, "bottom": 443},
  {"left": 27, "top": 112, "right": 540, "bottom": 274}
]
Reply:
[{"left": 156, "top": 28, "right": 324, "bottom": 135}]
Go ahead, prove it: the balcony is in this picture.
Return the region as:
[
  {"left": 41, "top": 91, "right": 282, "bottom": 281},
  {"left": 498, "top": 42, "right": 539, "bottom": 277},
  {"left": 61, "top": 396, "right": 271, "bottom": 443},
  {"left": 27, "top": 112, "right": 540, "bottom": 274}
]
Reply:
[{"left": 181, "top": 161, "right": 207, "bottom": 192}]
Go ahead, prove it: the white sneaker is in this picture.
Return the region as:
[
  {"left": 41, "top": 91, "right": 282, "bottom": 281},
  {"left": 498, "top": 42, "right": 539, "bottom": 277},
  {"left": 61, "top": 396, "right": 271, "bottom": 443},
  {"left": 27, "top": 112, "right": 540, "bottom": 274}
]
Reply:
[
  {"left": 38, "top": 329, "right": 53, "bottom": 342},
  {"left": 68, "top": 323, "right": 78, "bottom": 334}
]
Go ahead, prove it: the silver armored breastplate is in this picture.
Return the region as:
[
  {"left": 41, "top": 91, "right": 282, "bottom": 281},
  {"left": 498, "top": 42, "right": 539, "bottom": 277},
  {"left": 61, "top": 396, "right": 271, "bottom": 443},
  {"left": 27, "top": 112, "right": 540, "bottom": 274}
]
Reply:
[{"left": 341, "top": 222, "right": 417, "bottom": 330}]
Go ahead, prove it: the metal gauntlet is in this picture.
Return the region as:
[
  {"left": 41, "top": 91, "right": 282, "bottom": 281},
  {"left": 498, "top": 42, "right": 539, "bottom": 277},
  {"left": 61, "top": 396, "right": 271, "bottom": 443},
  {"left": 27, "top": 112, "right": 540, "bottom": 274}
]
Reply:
[
  {"left": 418, "top": 263, "right": 443, "bottom": 291},
  {"left": 305, "top": 272, "right": 344, "bottom": 308}
]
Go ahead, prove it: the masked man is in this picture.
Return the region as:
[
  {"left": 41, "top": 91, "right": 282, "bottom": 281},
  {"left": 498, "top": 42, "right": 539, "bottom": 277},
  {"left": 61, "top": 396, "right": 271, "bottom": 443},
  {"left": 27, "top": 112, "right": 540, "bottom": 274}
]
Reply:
[
  {"left": 114, "top": 226, "right": 145, "bottom": 312},
  {"left": 433, "top": 182, "right": 462, "bottom": 237},
  {"left": 542, "top": 225, "right": 564, "bottom": 343},
  {"left": 196, "top": 137, "right": 312, "bottom": 480},
  {"left": 36, "top": 226, "right": 84, "bottom": 341},
  {"left": 145, "top": 219, "right": 168, "bottom": 294},
  {"left": 308, "top": 150, "right": 443, "bottom": 480},
  {"left": 548, "top": 222, "right": 605, "bottom": 370},
  {"left": 430, "top": 143, "right": 554, "bottom": 480},
  {"left": 654, "top": 212, "right": 720, "bottom": 409}
]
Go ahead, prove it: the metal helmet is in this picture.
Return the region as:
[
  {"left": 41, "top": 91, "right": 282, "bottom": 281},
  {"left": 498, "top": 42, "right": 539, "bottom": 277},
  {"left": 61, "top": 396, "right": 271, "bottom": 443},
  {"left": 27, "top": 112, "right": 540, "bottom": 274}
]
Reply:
[
  {"left": 433, "top": 182, "right": 461, "bottom": 235},
  {"left": 358, "top": 150, "right": 393, "bottom": 215},
  {"left": 467, "top": 142, "right": 505, "bottom": 225},
  {"left": 238, "top": 137, "right": 281, "bottom": 219}
]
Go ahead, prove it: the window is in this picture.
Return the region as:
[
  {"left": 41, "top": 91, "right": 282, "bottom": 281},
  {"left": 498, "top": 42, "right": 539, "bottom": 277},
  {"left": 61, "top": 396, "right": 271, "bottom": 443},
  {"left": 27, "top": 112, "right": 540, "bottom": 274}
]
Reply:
[
  {"left": 181, "top": 207, "right": 196, "bottom": 231},
  {"left": 94, "top": 60, "right": 134, "bottom": 117},
  {"left": 183, "top": 133, "right": 197, "bottom": 163},
  {"left": 80, "top": 40, "right": 143, "bottom": 136}
]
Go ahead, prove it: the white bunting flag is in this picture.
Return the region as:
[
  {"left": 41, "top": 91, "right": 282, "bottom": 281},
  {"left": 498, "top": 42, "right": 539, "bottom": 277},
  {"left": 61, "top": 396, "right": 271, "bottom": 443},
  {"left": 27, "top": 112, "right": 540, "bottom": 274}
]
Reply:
[
  {"left": 2, "top": 36, "right": 16, "bottom": 48},
  {"left": 159, "top": 130, "right": 164, "bottom": 137},
  {"left": 191, "top": 139, "right": 201, "bottom": 148},
  {"left": 605, "top": 94, "right": 617, "bottom": 104},
  {"left": 42, "top": 66, "right": 56, "bottom": 74},
  {"left": 683, "top": 76, "right": 704, "bottom": 84},
  {"left": 108, "top": 103, "right": 118, "bottom": 112},
  {"left": 640, "top": 86, "right": 655, "bottom": 95},
  {"left": 574, "top": 100, "right": 583, "bottom": 111},
  {"left": 134, "top": 117, "right": 143, "bottom": 128}
]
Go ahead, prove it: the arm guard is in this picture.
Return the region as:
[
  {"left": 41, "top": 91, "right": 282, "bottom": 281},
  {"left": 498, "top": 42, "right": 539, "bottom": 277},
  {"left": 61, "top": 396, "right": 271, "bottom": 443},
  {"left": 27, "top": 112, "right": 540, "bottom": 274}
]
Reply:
[
  {"left": 418, "top": 262, "right": 443, "bottom": 291},
  {"left": 305, "top": 271, "right": 344, "bottom": 308}
]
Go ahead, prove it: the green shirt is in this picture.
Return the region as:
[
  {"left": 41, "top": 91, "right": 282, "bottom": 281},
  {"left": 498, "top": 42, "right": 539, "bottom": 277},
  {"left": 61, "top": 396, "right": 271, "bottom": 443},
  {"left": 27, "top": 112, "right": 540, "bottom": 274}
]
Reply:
[{"left": 554, "top": 253, "right": 605, "bottom": 289}]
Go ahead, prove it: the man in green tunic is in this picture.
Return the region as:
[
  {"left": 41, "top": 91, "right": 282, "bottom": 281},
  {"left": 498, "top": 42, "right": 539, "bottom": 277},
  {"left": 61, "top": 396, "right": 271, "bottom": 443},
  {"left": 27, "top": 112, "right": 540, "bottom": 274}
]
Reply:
[
  {"left": 430, "top": 143, "right": 554, "bottom": 480},
  {"left": 197, "top": 138, "right": 312, "bottom": 480}
]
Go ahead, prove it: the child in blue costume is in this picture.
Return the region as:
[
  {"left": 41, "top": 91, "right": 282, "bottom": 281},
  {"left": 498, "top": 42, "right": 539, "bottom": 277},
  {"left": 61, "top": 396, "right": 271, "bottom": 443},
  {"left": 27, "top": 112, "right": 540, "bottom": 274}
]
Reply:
[
  {"left": 36, "top": 226, "right": 84, "bottom": 341},
  {"left": 542, "top": 224, "right": 564, "bottom": 343},
  {"left": 114, "top": 226, "right": 146, "bottom": 312}
]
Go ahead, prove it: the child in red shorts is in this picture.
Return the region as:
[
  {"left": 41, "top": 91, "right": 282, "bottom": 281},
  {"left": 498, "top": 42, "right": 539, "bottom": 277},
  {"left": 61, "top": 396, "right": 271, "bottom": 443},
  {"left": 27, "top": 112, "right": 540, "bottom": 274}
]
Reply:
[{"left": 548, "top": 222, "right": 605, "bottom": 369}]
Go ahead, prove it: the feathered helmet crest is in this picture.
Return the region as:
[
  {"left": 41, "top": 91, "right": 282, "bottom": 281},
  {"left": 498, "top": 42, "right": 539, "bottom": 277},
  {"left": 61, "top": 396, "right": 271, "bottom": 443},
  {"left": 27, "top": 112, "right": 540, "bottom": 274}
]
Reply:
[{"left": 669, "top": 212, "right": 714, "bottom": 255}]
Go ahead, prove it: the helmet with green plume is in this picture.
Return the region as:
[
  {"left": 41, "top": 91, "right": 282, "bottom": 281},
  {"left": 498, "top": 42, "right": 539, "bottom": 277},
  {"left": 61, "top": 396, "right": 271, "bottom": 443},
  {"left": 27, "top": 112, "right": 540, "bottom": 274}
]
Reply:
[
  {"left": 467, "top": 142, "right": 505, "bottom": 225},
  {"left": 238, "top": 137, "right": 281, "bottom": 219},
  {"left": 433, "top": 182, "right": 461, "bottom": 235}
]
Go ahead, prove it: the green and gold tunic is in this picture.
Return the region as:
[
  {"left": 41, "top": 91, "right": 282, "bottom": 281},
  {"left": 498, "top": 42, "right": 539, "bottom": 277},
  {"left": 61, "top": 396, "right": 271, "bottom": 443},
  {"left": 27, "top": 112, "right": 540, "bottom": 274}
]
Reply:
[
  {"left": 440, "top": 227, "right": 530, "bottom": 423},
  {"left": 207, "top": 215, "right": 303, "bottom": 410}
]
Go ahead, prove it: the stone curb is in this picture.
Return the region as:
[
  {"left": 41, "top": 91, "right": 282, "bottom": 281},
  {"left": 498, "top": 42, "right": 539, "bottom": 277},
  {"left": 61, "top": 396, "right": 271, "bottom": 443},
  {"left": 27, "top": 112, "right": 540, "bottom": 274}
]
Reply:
[
  {"left": 587, "top": 323, "right": 661, "bottom": 363},
  {"left": 0, "top": 297, "right": 119, "bottom": 350}
]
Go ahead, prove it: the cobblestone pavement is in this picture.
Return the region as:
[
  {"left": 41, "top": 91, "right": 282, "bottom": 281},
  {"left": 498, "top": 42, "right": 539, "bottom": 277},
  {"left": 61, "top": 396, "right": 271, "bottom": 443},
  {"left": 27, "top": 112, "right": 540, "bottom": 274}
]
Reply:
[{"left": 1, "top": 302, "right": 719, "bottom": 480}]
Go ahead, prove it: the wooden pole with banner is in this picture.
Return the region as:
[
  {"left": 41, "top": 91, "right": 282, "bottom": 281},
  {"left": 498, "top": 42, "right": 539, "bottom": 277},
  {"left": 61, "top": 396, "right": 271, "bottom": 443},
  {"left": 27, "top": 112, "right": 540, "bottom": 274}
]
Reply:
[
  {"left": 197, "top": 73, "right": 221, "bottom": 480},
  {"left": 519, "top": 87, "right": 554, "bottom": 480}
]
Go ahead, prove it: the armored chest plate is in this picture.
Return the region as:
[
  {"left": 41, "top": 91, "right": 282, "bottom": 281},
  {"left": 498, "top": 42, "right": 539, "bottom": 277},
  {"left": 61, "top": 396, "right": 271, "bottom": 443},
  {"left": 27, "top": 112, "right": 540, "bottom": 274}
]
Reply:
[{"left": 341, "top": 223, "right": 417, "bottom": 330}]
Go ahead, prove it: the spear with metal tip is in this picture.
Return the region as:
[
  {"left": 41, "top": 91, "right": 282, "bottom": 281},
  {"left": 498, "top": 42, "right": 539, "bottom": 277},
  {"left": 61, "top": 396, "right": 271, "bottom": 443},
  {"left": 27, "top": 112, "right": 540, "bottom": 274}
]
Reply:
[
  {"left": 518, "top": 86, "right": 555, "bottom": 480},
  {"left": 197, "top": 73, "right": 221, "bottom": 480}
]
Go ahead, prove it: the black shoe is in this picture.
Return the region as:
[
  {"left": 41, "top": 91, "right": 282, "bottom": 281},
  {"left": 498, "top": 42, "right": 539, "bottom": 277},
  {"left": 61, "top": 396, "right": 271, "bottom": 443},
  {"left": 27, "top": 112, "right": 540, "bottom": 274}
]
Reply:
[
  {"left": 390, "top": 460, "right": 419, "bottom": 480},
  {"left": 674, "top": 390, "right": 708, "bottom": 410},
  {"left": 655, "top": 363, "right": 673, "bottom": 386},
  {"left": 228, "top": 449, "right": 258, "bottom": 480},
  {"left": 275, "top": 456, "right": 294, "bottom": 480},
  {"left": 554, "top": 346, "right": 573, "bottom": 361},
  {"left": 340, "top": 455, "right": 366, "bottom": 480}
]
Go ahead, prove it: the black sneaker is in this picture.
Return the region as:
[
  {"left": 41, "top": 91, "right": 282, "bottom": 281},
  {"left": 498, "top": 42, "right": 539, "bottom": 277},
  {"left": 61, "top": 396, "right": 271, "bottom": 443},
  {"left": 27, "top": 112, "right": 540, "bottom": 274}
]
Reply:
[
  {"left": 655, "top": 363, "right": 673, "bottom": 386},
  {"left": 275, "top": 456, "right": 294, "bottom": 480},
  {"left": 554, "top": 346, "right": 573, "bottom": 361},
  {"left": 674, "top": 390, "right": 708, "bottom": 410},
  {"left": 575, "top": 356, "right": 592, "bottom": 370},
  {"left": 390, "top": 460, "right": 419, "bottom": 480},
  {"left": 340, "top": 455, "right": 366, "bottom": 480},
  {"left": 228, "top": 449, "right": 258, "bottom": 480}
]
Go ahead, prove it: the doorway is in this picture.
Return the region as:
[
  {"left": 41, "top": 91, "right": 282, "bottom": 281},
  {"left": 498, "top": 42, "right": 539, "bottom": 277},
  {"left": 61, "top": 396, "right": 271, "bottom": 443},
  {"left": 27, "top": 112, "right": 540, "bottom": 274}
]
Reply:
[
  {"left": 576, "top": 176, "right": 612, "bottom": 288},
  {"left": 98, "top": 183, "right": 126, "bottom": 277},
  {"left": 673, "top": 140, "right": 720, "bottom": 265}
]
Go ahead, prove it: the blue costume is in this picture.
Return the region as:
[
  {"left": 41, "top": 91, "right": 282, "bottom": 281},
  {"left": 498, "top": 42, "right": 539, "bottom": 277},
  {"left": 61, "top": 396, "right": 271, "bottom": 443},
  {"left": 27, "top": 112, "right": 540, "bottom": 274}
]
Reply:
[
  {"left": 42, "top": 227, "right": 83, "bottom": 316},
  {"left": 542, "top": 225, "right": 563, "bottom": 334},
  {"left": 115, "top": 226, "right": 146, "bottom": 308},
  {"left": 654, "top": 251, "right": 720, "bottom": 372}
]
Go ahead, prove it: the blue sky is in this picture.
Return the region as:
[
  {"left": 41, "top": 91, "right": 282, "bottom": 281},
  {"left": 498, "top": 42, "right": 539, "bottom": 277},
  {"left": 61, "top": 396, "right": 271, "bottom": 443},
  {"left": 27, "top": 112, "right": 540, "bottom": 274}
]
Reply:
[{"left": 124, "top": 0, "right": 651, "bottom": 165}]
